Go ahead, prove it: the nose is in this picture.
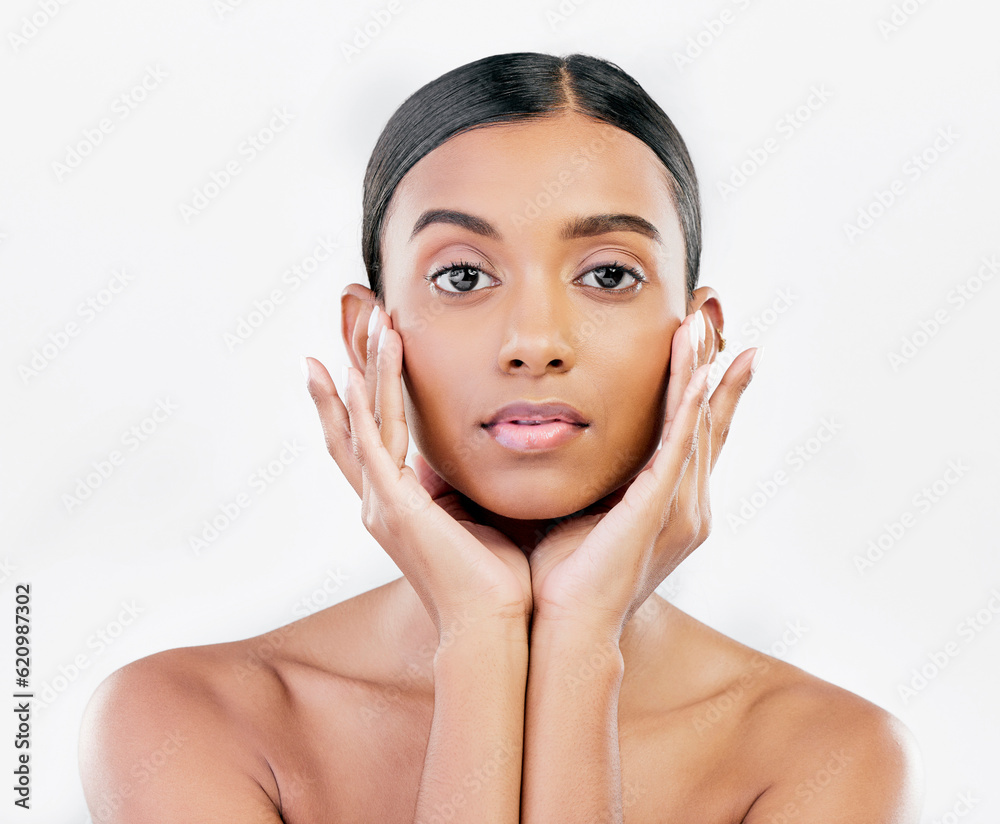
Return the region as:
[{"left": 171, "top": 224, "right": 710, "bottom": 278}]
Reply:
[{"left": 496, "top": 276, "right": 576, "bottom": 376}]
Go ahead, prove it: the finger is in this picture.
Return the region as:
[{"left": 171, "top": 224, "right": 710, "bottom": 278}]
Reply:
[
  {"left": 303, "top": 356, "right": 362, "bottom": 498},
  {"left": 664, "top": 359, "right": 711, "bottom": 532},
  {"left": 708, "top": 347, "right": 759, "bottom": 472},
  {"left": 696, "top": 369, "right": 712, "bottom": 532},
  {"left": 373, "top": 322, "right": 409, "bottom": 468},
  {"left": 364, "top": 304, "right": 383, "bottom": 414},
  {"left": 673, "top": 310, "right": 710, "bottom": 519},
  {"left": 342, "top": 363, "right": 405, "bottom": 494},
  {"left": 649, "top": 362, "right": 711, "bottom": 495},
  {"left": 663, "top": 310, "right": 704, "bottom": 440}
]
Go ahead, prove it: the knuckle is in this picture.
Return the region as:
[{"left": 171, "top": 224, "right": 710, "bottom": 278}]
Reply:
[
  {"left": 697, "top": 505, "right": 712, "bottom": 538},
  {"left": 360, "top": 496, "right": 383, "bottom": 535},
  {"left": 675, "top": 507, "right": 699, "bottom": 537},
  {"left": 349, "top": 430, "right": 364, "bottom": 462},
  {"left": 682, "top": 428, "right": 699, "bottom": 455}
]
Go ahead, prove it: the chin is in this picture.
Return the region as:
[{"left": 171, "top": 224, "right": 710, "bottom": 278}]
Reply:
[{"left": 457, "top": 471, "right": 609, "bottom": 522}]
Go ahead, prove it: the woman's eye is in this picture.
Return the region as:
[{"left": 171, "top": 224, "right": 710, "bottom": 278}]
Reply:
[
  {"left": 579, "top": 262, "right": 646, "bottom": 292},
  {"left": 427, "top": 263, "right": 492, "bottom": 294}
]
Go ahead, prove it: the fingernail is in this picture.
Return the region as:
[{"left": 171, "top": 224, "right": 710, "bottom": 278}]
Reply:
[
  {"left": 367, "top": 306, "right": 379, "bottom": 337},
  {"left": 750, "top": 347, "right": 764, "bottom": 377},
  {"left": 341, "top": 364, "right": 350, "bottom": 395},
  {"left": 688, "top": 314, "right": 699, "bottom": 351},
  {"left": 377, "top": 324, "right": 387, "bottom": 353},
  {"left": 301, "top": 355, "right": 311, "bottom": 385},
  {"left": 697, "top": 309, "right": 706, "bottom": 346}
]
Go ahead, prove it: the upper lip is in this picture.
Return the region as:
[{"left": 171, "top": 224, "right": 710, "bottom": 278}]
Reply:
[{"left": 483, "top": 401, "right": 589, "bottom": 427}]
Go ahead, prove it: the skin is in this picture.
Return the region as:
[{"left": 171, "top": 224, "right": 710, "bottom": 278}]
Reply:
[{"left": 79, "top": 111, "right": 923, "bottom": 823}]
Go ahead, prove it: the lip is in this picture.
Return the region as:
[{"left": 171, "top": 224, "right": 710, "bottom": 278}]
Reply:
[
  {"left": 482, "top": 401, "right": 589, "bottom": 452},
  {"left": 483, "top": 401, "right": 589, "bottom": 428}
]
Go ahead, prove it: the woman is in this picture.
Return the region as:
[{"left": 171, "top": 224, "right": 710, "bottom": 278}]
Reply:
[{"left": 79, "top": 51, "right": 922, "bottom": 822}]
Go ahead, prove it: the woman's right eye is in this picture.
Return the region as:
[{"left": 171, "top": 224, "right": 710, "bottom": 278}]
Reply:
[{"left": 426, "top": 261, "right": 494, "bottom": 294}]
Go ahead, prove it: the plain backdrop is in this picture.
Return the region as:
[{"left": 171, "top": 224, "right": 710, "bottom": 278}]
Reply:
[{"left": 2, "top": 1, "right": 998, "bottom": 821}]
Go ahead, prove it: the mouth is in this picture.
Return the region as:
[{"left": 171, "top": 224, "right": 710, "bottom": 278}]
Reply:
[{"left": 482, "top": 401, "right": 589, "bottom": 451}]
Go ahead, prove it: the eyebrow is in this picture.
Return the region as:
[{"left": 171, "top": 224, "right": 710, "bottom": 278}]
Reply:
[{"left": 409, "top": 208, "right": 662, "bottom": 245}]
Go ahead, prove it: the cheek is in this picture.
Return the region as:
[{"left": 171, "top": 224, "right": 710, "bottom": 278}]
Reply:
[
  {"left": 592, "top": 332, "right": 672, "bottom": 471},
  {"left": 398, "top": 328, "right": 487, "bottom": 476}
]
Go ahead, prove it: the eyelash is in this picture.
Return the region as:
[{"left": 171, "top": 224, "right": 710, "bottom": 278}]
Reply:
[{"left": 424, "top": 259, "right": 648, "bottom": 296}]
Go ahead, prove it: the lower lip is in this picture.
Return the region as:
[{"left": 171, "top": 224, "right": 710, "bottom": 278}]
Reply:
[{"left": 485, "top": 421, "right": 587, "bottom": 451}]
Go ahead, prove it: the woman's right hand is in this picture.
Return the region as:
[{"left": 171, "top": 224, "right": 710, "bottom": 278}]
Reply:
[{"left": 303, "top": 305, "right": 532, "bottom": 639}]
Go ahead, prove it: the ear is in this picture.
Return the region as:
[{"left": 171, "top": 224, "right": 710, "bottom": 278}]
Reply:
[
  {"left": 688, "top": 286, "right": 725, "bottom": 362},
  {"left": 341, "top": 282, "right": 381, "bottom": 372}
]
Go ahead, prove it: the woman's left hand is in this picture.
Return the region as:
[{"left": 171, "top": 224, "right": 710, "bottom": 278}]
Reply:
[{"left": 527, "top": 309, "right": 760, "bottom": 638}]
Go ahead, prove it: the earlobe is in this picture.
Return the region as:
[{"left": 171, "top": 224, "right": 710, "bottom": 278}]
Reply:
[{"left": 341, "top": 283, "right": 380, "bottom": 371}]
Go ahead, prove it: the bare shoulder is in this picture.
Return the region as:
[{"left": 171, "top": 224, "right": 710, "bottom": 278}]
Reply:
[
  {"left": 740, "top": 651, "right": 925, "bottom": 821},
  {"left": 652, "top": 607, "right": 924, "bottom": 822},
  {"left": 78, "top": 586, "right": 397, "bottom": 823},
  {"left": 79, "top": 642, "right": 286, "bottom": 823}
]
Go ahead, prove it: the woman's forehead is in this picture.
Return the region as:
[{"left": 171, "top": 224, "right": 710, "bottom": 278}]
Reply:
[{"left": 382, "top": 112, "right": 683, "bottom": 249}]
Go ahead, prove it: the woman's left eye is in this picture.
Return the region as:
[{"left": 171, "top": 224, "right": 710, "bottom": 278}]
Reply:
[{"left": 578, "top": 262, "right": 647, "bottom": 292}]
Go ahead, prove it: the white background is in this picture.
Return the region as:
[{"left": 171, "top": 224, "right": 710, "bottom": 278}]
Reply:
[{"left": 2, "top": 0, "right": 998, "bottom": 821}]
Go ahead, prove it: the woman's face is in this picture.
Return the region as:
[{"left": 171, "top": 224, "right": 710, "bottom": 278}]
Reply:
[{"left": 362, "top": 111, "right": 706, "bottom": 521}]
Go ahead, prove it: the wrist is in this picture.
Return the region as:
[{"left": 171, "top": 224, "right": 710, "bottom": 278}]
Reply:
[
  {"left": 530, "top": 604, "right": 623, "bottom": 648},
  {"left": 432, "top": 613, "right": 529, "bottom": 666},
  {"left": 530, "top": 613, "right": 624, "bottom": 661}
]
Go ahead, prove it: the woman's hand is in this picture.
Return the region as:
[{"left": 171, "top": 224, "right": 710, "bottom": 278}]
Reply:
[
  {"left": 527, "top": 310, "right": 760, "bottom": 638},
  {"left": 303, "top": 305, "right": 532, "bottom": 637}
]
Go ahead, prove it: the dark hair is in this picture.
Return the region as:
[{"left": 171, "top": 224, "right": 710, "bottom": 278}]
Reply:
[{"left": 362, "top": 51, "right": 701, "bottom": 302}]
